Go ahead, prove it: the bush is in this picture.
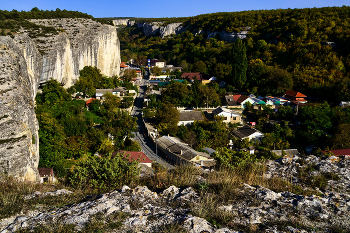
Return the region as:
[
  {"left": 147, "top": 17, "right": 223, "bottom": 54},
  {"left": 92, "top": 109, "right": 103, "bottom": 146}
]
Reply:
[{"left": 66, "top": 153, "right": 140, "bottom": 191}]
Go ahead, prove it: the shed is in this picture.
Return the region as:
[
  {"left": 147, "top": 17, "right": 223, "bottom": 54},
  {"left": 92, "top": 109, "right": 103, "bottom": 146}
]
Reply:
[{"left": 38, "top": 168, "right": 57, "bottom": 183}]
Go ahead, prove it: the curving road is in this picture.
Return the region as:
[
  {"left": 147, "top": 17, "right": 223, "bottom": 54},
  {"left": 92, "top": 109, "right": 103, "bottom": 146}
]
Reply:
[{"left": 131, "top": 79, "right": 174, "bottom": 170}]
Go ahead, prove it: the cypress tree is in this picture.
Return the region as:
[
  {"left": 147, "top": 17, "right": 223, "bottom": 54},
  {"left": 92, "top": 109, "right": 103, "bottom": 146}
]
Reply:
[{"left": 231, "top": 39, "right": 247, "bottom": 89}]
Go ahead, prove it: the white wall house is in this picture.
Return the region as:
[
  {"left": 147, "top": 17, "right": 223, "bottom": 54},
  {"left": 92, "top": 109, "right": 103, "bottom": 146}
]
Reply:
[
  {"left": 178, "top": 111, "right": 204, "bottom": 126},
  {"left": 212, "top": 107, "right": 242, "bottom": 123},
  {"left": 232, "top": 125, "right": 264, "bottom": 142}
]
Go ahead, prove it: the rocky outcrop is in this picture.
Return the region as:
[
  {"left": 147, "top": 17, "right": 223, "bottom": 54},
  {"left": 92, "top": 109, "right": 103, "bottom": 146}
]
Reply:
[
  {"left": 0, "top": 18, "right": 121, "bottom": 181},
  {"left": 128, "top": 20, "right": 250, "bottom": 41},
  {"left": 0, "top": 36, "right": 41, "bottom": 182},
  {"left": 135, "top": 22, "right": 185, "bottom": 38},
  {"left": 112, "top": 19, "right": 130, "bottom": 26},
  {"left": 0, "top": 186, "right": 227, "bottom": 233},
  {"left": 141, "top": 22, "right": 162, "bottom": 37},
  {"left": 265, "top": 154, "right": 350, "bottom": 195},
  {"left": 27, "top": 18, "right": 120, "bottom": 87},
  {"left": 1, "top": 182, "right": 349, "bottom": 232},
  {"left": 207, "top": 27, "right": 251, "bottom": 42},
  {"left": 160, "top": 23, "right": 185, "bottom": 38}
]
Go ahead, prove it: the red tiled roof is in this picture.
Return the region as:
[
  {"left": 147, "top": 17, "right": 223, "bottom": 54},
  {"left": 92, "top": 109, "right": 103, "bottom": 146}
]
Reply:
[
  {"left": 181, "top": 72, "right": 210, "bottom": 81},
  {"left": 285, "top": 90, "right": 307, "bottom": 98},
  {"left": 322, "top": 149, "right": 350, "bottom": 156},
  {"left": 38, "top": 168, "right": 54, "bottom": 177},
  {"left": 233, "top": 94, "right": 242, "bottom": 101},
  {"left": 120, "top": 151, "right": 152, "bottom": 163},
  {"left": 237, "top": 95, "right": 249, "bottom": 104},
  {"left": 86, "top": 98, "right": 97, "bottom": 106}
]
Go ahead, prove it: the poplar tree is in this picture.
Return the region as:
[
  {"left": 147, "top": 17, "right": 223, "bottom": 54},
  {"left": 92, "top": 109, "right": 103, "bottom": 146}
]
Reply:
[{"left": 231, "top": 39, "right": 247, "bottom": 89}]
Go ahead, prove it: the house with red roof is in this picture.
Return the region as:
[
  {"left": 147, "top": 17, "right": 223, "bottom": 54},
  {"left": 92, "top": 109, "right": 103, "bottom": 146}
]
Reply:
[
  {"left": 283, "top": 90, "right": 307, "bottom": 103},
  {"left": 120, "top": 62, "right": 129, "bottom": 69},
  {"left": 38, "top": 168, "right": 57, "bottom": 183},
  {"left": 224, "top": 93, "right": 255, "bottom": 109},
  {"left": 85, "top": 98, "right": 97, "bottom": 107},
  {"left": 321, "top": 149, "right": 350, "bottom": 156},
  {"left": 119, "top": 151, "right": 153, "bottom": 167},
  {"left": 181, "top": 72, "right": 214, "bottom": 85}
]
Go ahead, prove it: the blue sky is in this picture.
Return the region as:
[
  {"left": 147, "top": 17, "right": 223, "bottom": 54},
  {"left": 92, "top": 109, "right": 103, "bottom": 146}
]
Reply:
[{"left": 1, "top": 0, "right": 349, "bottom": 18}]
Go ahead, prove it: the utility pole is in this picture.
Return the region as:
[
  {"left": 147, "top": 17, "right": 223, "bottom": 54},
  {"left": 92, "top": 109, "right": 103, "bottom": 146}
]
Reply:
[{"left": 155, "top": 129, "right": 158, "bottom": 157}]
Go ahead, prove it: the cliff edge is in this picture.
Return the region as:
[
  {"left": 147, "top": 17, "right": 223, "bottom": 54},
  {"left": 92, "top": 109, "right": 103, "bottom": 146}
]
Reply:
[
  {"left": 0, "top": 36, "right": 41, "bottom": 181},
  {"left": 0, "top": 18, "right": 121, "bottom": 181}
]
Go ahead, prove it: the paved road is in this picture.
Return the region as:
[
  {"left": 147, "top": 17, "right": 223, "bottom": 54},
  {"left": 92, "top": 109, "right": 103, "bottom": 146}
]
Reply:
[{"left": 131, "top": 79, "right": 174, "bottom": 169}]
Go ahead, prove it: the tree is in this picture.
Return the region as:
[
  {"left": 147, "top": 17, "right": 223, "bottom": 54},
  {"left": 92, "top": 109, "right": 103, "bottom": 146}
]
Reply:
[
  {"left": 231, "top": 39, "right": 247, "bottom": 89},
  {"left": 331, "top": 123, "right": 350, "bottom": 149},
  {"left": 192, "top": 60, "right": 207, "bottom": 73},
  {"left": 151, "top": 66, "right": 162, "bottom": 76},
  {"left": 121, "top": 69, "right": 137, "bottom": 82},
  {"left": 155, "top": 102, "right": 180, "bottom": 135},
  {"left": 213, "top": 63, "right": 232, "bottom": 81},
  {"left": 101, "top": 93, "right": 120, "bottom": 111}
]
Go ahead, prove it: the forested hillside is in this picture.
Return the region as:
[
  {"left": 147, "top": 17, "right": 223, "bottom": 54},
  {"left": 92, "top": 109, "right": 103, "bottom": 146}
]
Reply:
[
  {"left": 0, "top": 8, "right": 111, "bottom": 38},
  {"left": 119, "top": 6, "right": 350, "bottom": 102}
]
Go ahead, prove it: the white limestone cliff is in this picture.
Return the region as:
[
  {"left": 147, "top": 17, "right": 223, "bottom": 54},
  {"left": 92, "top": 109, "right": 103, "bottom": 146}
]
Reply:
[
  {"left": 0, "top": 18, "right": 121, "bottom": 181},
  {"left": 28, "top": 18, "right": 120, "bottom": 87}
]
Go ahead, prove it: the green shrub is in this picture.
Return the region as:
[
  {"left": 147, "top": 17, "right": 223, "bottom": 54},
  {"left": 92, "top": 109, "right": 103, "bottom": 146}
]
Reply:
[{"left": 66, "top": 153, "right": 140, "bottom": 191}]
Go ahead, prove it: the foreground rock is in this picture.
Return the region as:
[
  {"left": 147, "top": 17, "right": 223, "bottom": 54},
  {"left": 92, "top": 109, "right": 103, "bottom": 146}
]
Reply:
[
  {"left": 265, "top": 154, "right": 350, "bottom": 195},
  {"left": 1, "top": 182, "right": 349, "bottom": 232},
  {"left": 0, "top": 186, "right": 230, "bottom": 233}
]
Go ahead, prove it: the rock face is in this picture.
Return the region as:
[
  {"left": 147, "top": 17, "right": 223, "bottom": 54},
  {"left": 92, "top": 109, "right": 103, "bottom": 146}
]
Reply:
[
  {"left": 112, "top": 19, "right": 130, "bottom": 26},
  {"left": 1, "top": 183, "right": 349, "bottom": 232},
  {"left": 160, "top": 23, "right": 185, "bottom": 38},
  {"left": 27, "top": 18, "right": 120, "bottom": 87},
  {"left": 0, "top": 186, "right": 231, "bottom": 233},
  {"left": 128, "top": 20, "right": 250, "bottom": 41},
  {"left": 0, "top": 18, "right": 121, "bottom": 181},
  {"left": 207, "top": 27, "right": 251, "bottom": 42},
  {"left": 0, "top": 36, "right": 41, "bottom": 181}
]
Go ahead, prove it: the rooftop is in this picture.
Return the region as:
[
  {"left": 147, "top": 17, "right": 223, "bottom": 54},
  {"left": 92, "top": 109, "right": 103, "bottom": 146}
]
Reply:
[
  {"left": 157, "top": 136, "right": 210, "bottom": 161},
  {"left": 321, "top": 149, "right": 350, "bottom": 156},
  {"left": 120, "top": 151, "right": 152, "bottom": 163},
  {"left": 38, "top": 168, "right": 54, "bottom": 177},
  {"left": 284, "top": 90, "right": 307, "bottom": 98},
  {"left": 232, "top": 125, "right": 261, "bottom": 139},
  {"left": 179, "top": 111, "right": 204, "bottom": 121}
]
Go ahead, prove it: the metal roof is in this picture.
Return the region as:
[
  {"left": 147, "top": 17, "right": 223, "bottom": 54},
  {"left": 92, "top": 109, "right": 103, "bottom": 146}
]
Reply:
[{"left": 179, "top": 111, "right": 204, "bottom": 121}]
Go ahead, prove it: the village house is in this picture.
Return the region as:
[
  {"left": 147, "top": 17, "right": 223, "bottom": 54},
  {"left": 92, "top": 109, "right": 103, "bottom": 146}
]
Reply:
[
  {"left": 156, "top": 136, "right": 216, "bottom": 168},
  {"left": 178, "top": 111, "right": 204, "bottom": 126},
  {"left": 85, "top": 98, "right": 97, "bottom": 108},
  {"left": 150, "top": 59, "right": 165, "bottom": 68},
  {"left": 321, "top": 149, "right": 350, "bottom": 156},
  {"left": 340, "top": 101, "right": 350, "bottom": 108},
  {"left": 38, "top": 168, "right": 57, "bottom": 183},
  {"left": 180, "top": 72, "right": 214, "bottom": 85},
  {"left": 283, "top": 90, "right": 307, "bottom": 104},
  {"left": 95, "top": 87, "right": 127, "bottom": 100},
  {"left": 232, "top": 125, "right": 264, "bottom": 142},
  {"left": 118, "top": 151, "right": 153, "bottom": 167},
  {"left": 212, "top": 107, "right": 242, "bottom": 124}
]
